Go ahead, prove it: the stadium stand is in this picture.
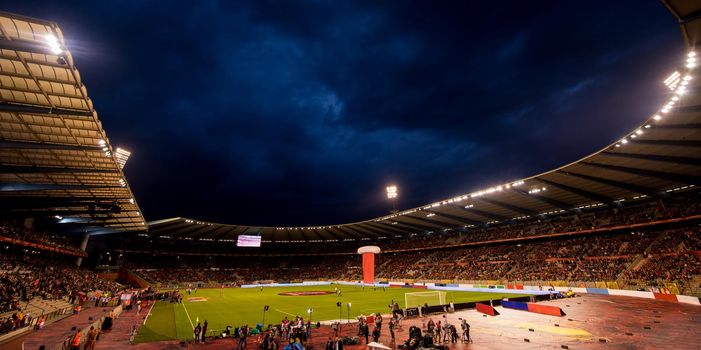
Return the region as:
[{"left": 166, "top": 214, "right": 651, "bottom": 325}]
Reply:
[
  {"left": 0, "top": 249, "right": 125, "bottom": 335},
  {"left": 115, "top": 193, "right": 701, "bottom": 295}
]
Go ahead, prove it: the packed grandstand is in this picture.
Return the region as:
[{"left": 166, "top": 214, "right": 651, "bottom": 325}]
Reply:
[{"left": 1, "top": 1, "right": 701, "bottom": 350}]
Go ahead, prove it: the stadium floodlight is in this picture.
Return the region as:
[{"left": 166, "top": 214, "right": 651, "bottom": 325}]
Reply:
[
  {"left": 386, "top": 185, "right": 398, "bottom": 199},
  {"left": 386, "top": 185, "right": 398, "bottom": 213},
  {"left": 45, "top": 34, "right": 62, "bottom": 55},
  {"left": 115, "top": 147, "right": 132, "bottom": 170},
  {"left": 664, "top": 71, "right": 681, "bottom": 90}
]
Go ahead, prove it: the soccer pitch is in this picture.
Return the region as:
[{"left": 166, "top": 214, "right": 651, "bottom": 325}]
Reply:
[{"left": 135, "top": 284, "right": 531, "bottom": 343}]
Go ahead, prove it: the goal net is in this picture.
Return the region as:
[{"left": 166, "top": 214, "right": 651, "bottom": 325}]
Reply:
[{"left": 404, "top": 291, "right": 447, "bottom": 309}]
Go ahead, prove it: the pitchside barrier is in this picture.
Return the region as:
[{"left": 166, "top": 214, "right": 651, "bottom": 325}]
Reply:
[{"left": 380, "top": 280, "right": 700, "bottom": 305}]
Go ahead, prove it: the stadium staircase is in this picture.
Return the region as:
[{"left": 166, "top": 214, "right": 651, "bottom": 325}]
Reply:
[{"left": 0, "top": 298, "right": 74, "bottom": 345}]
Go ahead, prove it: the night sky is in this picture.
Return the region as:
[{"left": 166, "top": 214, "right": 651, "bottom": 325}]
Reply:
[{"left": 3, "top": 1, "right": 684, "bottom": 226}]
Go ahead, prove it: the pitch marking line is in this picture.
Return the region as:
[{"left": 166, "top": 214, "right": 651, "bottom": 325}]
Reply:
[
  {"left": 181, "top": 302, "right": 195, "bottom": 329},
  {"left": 143, "top": 301, "right": 157, "bottom": 325}
]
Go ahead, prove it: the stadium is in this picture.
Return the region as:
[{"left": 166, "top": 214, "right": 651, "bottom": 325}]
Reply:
[{"left": 1, "top": 1, "right": 700, "bottom": 350}]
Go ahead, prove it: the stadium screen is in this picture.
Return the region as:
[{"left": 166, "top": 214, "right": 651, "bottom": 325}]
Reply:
[{"left": 237, "top": 235, "right": 261, "bottom": 247}]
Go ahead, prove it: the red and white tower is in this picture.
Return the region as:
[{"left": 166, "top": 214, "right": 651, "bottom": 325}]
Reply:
[{"left": 357, "top": 246, "right": 381, "bottom": 285}]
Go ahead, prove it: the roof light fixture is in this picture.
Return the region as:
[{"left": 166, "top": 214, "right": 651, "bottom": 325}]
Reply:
[{"left": 45, "top": 34, "right": 62, "bottom": 55}]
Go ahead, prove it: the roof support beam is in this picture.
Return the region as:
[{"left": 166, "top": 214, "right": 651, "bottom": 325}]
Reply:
[
  {"left": 0, "top": 183, "right": 124, "bottom": 192},
  {"left": 319, "top": 228, "right": 348, "bottom": 241},
  {"left": 580, "top": 161, "right": 700, "bottom": 185},
  {"left": 447, "top": 203, "right": 508, "bottom": 222},
  {"left": 343, "top": 225, "right": 382, "bottom": 239},
  {"left": 353, "top": 224, "right": 388, "bottom": 238},
  {"left": 209, "top": 226, "right": 236, "bottom": 241},
  {"left": 422, "top": 209, "right": 483, "bottom": 226},
  {"left": 0, "top": 196, "right": 131, "bottom": 205},
  {"left": 392, "top": 217, "right": 446, "bottom": 231},
  {"left": 0, "top": 139, "right": 103, "bottom": 151},
  {"left": 678, "top": 104, "right": 701, "bottom": 113},
  {"left": 377, "top": 220, "right": 431, "bottom": 233},
  {"left": 366, "top": 221, "right": 417, "bottom": 235},
  {"left": 0, "top": 102, "right": 93, "bottom": 117},
  {"left": 150, "top": 221, "right": 195, "bottom": 237},
  {"left": 678, "top": 8, "right": 701, "bottom": 24},
  {"left": 535, "top": 177, "right": 617, "bottom": 206},
  {"left": 402, "top": 214, "right": 452, "bottom": 229},
  {"left": 651, "top": 123, "right": 701, "bottom": 130},
  {"left": 334, "top": 226, "right": 368, "bottom": 240},
  {"left": 628, "top": 139, "right": 701, "bottom": 148},
  {"left": 474, "top": 197, "right": 538, "bottom": 216},
  {"left": 601, "top": 151, "right": 701, "bottom": 166},
  {"left": 0, "top": 164, "right": 118, "bottom": 174},
  {"left": 556, "top": 170, "right": 668, "bottom": 198},
  {"left": 158, "top": 223, "right": 205, "bottom": 237},
  {"left": 191, "top": 225, "right": 224, "bottom": 239},
  {"left": 0, "top": 209, "right": 117, "bottom": 217},
  {"left": 0, "top": 37, "right": 58, "bottom": 56},
  {"left": 509, "top": 187, "right": 576, "bottom": 212}
]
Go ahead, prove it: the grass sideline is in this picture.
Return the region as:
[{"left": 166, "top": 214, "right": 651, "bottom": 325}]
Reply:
[{"left": 135, "top": 284, "right": 531, "bottom": 343}]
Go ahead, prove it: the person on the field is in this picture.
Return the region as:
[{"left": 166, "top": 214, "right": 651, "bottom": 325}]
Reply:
[{"left": 201, "top": 320, "right": 208, "bottom": 342}]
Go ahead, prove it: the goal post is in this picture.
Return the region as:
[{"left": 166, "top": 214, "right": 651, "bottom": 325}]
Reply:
[{"left": 404, "top": 291, "right": 447, "bottom": 309}]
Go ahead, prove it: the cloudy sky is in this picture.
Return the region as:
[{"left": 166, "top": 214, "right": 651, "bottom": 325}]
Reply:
[{"left": 4, "top": 1, "right": 684, "bottom": 226}]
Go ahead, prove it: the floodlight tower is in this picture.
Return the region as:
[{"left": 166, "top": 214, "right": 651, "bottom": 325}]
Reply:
[{"left": 386, "top": 185, "right": 398, "bottom": 214}]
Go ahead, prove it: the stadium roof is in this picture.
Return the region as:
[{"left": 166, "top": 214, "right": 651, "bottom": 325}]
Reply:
[
  {"left": 148, "top": 1, "right": 701, "bottom": 243},
  {"left": 0, "top": 11, "right": 146, "bottom": 234}
]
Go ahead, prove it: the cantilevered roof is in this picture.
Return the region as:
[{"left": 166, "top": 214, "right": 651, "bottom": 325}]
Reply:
[
  {"left": 0, "top": 12, "right": 145, "bottom": 233},
  {"left": 148, "top": 1, "right": 701, "bottom": 243}
]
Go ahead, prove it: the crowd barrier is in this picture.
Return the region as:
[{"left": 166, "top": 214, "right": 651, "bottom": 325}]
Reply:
[
  {"left": 502, "top": 301, "right": 566, "bottom": 316},
  {"left": 475, "top": 302, "right": 499, "bottom": 316}
]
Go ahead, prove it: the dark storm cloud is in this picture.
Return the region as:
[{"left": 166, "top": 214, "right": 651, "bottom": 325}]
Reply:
[{"left": 2, "top": 1, "right": 683, "bottom": 225}]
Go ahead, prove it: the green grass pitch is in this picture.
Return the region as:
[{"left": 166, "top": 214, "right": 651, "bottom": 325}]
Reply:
[{"left": 135, "top": 284, "right": 531, "bottom": 343}]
